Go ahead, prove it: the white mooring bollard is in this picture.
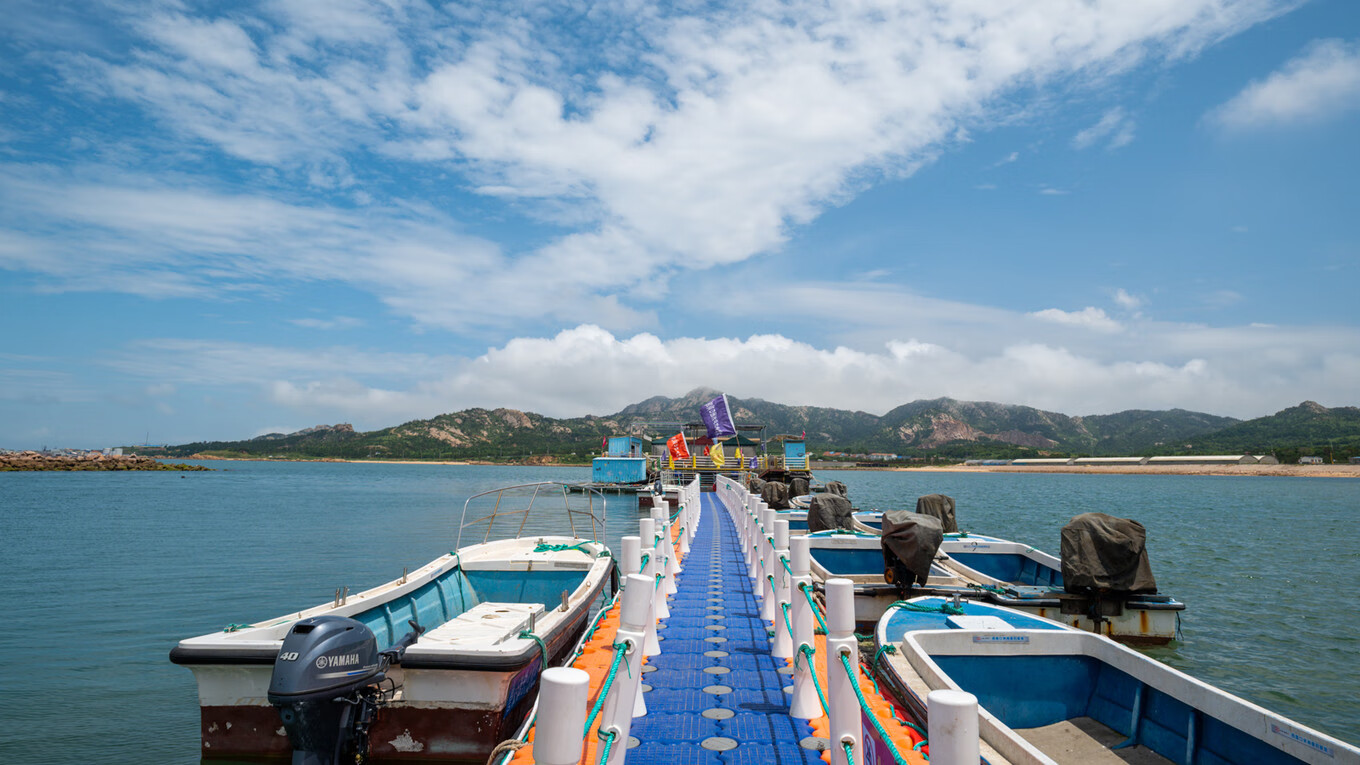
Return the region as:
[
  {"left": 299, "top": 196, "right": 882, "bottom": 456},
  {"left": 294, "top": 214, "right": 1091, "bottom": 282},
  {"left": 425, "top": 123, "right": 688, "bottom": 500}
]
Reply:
[
  {"left": 826, "top": 578, "right": 861, "bottom": 765},
  {"left": 638, "top": 517, "right": 667, "bottom": 632},
  {"left": 788, "top": 536, "right": 820, "bottom": 719},
  {"left": 760, "top": 508, "right": 777, "bottom": 622},
  {"left": 534, "top": 667, "right": 590, "bottom": 765},
  {"left": 771, "top": 519, "right": 793, "bottom": 659},
  {"left": 927, "top": 690, "right": 980, "bottom": 765},
  {"left": 593, "top": 573, "right": 653, "bottom": 765},
  {"left": 598, "top": 571, "right": 655, "bottom": 756},
  {"left": 618, "top": 536, "right": 649, "bottom": 715}
]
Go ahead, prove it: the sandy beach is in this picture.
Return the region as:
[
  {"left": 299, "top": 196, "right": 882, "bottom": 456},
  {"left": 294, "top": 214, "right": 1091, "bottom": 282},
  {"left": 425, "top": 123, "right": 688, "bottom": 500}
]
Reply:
[{"left": 897, "top": 463, "right": 1360, "bottom": 478}]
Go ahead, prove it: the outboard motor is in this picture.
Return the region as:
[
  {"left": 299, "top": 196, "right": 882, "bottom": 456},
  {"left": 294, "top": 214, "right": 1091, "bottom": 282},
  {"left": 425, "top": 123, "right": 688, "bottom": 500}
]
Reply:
[
  {"left": 1059, "top": 512, "right": 1158, "bottom": 626},
  {"left": 881, "top": 511, "right": 943, "bottom": 598},
  {"left": 807, "top": 494, "right": 855, "bottom": 533},
  {"left": 915, "top": 494, "right": 957, "bottom": 533},
  {"left": 268, "top": 615, "right": 424, "bottom": 765},
  {"left": 761, "top": 480, "right": 790, "bottom": 510}
]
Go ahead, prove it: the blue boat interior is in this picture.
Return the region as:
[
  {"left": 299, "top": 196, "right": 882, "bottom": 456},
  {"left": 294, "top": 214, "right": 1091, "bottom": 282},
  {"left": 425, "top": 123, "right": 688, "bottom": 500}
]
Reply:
[
  {"left": 949, "top": 551, "right": 1063, "bottom": 588},
  {"left": 352, "top": 566, "right": 588, "bottom": 650},
  {"left": 811, "top": 546, "right": 886, "bottom": 575},
  {"left": 934, "top": 653, "right": 1303, "bottom": 765},
  {"left": 812, "top": 546, "right": 953, "bottom": 579},
  {"left": 883, "top": 599, "right": 1065, "bottom": 639}
]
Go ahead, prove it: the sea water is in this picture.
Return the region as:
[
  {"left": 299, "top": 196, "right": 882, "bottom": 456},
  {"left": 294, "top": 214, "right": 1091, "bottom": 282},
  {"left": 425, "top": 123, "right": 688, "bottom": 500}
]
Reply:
[{"left": 0, "top": 462, "right": 1355, "bottom": 762}]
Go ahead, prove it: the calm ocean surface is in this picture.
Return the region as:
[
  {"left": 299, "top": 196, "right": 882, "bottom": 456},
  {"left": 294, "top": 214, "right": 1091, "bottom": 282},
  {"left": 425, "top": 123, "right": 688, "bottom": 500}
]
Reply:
[{"left": 1, "top": 462, "right": 1356, "bottom": 762}]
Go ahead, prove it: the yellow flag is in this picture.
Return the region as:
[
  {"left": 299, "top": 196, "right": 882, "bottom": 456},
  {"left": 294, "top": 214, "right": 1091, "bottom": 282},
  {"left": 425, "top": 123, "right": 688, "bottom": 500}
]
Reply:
[
  {"left": 710, "top": 440, "right": 725, "bottom": 468},
  {"left": 734, "top": 445, "right": 743, "bottom": 462},
  {"left": 668, "top": 453, "right": 675, "bottom": 470}
]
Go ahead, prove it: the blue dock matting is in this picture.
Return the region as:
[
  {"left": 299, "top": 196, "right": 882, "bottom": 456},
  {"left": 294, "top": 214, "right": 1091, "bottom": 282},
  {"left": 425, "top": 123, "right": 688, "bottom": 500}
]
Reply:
[{"left": 628, "top": 493, "right": 824, "bottom": 765}]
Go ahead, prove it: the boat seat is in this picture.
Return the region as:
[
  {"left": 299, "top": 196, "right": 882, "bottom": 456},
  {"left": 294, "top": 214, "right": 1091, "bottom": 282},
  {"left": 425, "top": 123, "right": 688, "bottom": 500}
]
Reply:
[
  {"left": 421, "top": 602, "right": 546, "bottom": 647},
  {"left": 1013, "top": 716, "right": 1172, "bottom": 764}
]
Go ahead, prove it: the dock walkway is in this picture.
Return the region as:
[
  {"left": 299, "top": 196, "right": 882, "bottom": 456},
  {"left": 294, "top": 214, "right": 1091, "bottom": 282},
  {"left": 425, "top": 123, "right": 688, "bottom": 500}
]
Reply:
[{"left": 628, "top": 492, "right": 825, "bottom": 764}]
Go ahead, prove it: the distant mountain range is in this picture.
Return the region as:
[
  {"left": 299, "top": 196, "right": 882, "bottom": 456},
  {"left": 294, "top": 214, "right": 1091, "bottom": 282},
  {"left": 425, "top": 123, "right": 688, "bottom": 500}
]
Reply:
[{"left": 154, "top": 390, "right": 1359, "bottom": 463}]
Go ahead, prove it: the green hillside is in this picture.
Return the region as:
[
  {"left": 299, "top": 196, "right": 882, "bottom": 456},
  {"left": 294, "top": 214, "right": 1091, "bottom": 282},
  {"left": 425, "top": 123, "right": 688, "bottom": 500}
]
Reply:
[{"left": 147, "top": 389, "right": 1358, "bottom": 463}]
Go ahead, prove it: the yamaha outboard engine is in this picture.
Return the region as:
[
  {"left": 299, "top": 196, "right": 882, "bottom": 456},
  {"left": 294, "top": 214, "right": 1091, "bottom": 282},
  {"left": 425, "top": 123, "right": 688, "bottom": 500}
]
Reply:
[
  {"left": 268, "top": 615, "right": 424, "bottom": 765},
  {"left": 881, "top": 511, "right": 943, "bottom": 598}
]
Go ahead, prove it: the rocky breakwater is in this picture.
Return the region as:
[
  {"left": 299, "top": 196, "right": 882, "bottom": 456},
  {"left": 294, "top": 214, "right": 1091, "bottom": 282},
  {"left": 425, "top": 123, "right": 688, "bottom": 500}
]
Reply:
[{"left": 0, "top": 451, "right": 211, "bottom": 471}]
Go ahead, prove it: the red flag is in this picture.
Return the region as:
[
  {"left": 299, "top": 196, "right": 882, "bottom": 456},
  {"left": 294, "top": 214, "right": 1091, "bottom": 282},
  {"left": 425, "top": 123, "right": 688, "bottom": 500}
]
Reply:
[
  {"left": 602, "top": 436, "right": 608, "bottom": 451},
  {"left": 666, "top": 432, "right": 690, "bottom": 460}
]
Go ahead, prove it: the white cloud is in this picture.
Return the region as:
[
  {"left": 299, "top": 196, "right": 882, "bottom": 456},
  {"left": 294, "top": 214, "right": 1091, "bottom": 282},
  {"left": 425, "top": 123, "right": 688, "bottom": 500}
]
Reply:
[
  {"left": 1028, "top": 307, "right": 1123, "bottom": 333},
  {"left": 290, "top": 316, "right": 366, "bottom": 330},
  {"left": 1113, "top": 288, "right": 1144, "bottom": 310},
  {"left": 1072, "top": 107, "right": 1137, "bottom": 149},
  {"left": 18, "top": 1, "right": 1291, "bottom": 326},
  {"left": 98, "top": 321, "right": 1360, "bottom": 425},
  {"left": 1210, "top": 39, "right": 1360, "bottom": 129}
]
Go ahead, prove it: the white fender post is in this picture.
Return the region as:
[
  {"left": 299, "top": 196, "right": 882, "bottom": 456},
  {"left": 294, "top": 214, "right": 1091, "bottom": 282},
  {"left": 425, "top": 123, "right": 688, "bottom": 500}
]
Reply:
[
  {"left": 619, "top": 536, "right": 651, "bottom": 714},
  {"left": 651, "top": 507, "right": 679, "bottom": 595},
  {"left": 788, "top": 536, "right": 820, "bottom": 719},
  {"left": 535, "top": 666, "right": 590, "bottom": 765},
  {"left": 826, "top": 578, "right": 861, "bottom": 765},
  {"left": 595, "top": 574, "right": 653, "bottom": 761},
  {"left": 639, "top": 517, "right": 668, "bottom": 631},
  {"left": 654, "top": 501, "right": 679, "bottom": 571},
  {"left": 927, "top": 690, "right": 980, "bottom": 765},
  {"left": 760, "top": 508, "right": 777, "bottom": 622},
  {"left": 771, "top": 519, "right": 793, "bottom": 659},
  {"left": 746, "top": 500, "right": 761, "bottom": 579},
  {"left": 677, "top": 500, "right": 691, "bottom": 558}
]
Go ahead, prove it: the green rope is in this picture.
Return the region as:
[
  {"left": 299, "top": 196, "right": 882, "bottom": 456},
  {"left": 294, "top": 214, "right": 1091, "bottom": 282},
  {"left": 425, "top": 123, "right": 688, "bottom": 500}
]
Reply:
[
  {"left": 872, "top": 643, "right": 896, "bottom": 671},
  {"left": 888, "top": 599, "right": 965, "bottom": 615},
  {"left": 843, "top": 740, "right": 856, "bottom": 765},
  {"left": 781, "top": 555, "right": 794, "bottom": 576},
  {"left": 966, "top": 582, "right": 1010, "bottom": 596},
  {"left": 222, "top": 623, "right": 250, "bottom": 632},
  {"left": 796, "top": 644, "right": 830, "bottom": 717},
  {"left": 573, "top": 598, "right": 619, "bottom": 659},
  {"left": 799, "top": 582, "right": 830, "bottom": 634},
  {"left": 598, "top": 729, "right": 618, "bottom": 762},
  {"left": 780, "top": 601, "right": 795, "bottom": 642},
  {"left": 531, "top": 541, "right": 609, "bottom": 557},
  {"left": 838, "top": 651, "right": 913, "bottom": 765},
  {"left": 864, "top": 656, "right": 928, "bottom": 737},
  {"left": 639, "top": 553, "right": 650, "bottom": 568},
  {"left": 582, "top": 641, "right": 631, "bottom": 737},
  {"left": 518, "top": 630, "right": 549, "bottom": 670}
]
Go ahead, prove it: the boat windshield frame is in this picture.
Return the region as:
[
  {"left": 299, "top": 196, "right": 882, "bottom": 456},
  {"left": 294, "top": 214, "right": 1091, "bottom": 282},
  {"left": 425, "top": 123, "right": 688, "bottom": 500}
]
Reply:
[{"left": 456, "top": 481, "right": 607, "bottom": 549}]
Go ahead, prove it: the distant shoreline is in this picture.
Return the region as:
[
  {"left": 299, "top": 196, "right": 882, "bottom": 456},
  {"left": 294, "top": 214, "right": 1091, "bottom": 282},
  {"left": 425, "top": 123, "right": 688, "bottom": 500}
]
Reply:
[
  {"left": 172, "top": 455, "right": 1360, "bottom": 478},
  {"left": 890, "top": 463, "right": 1360, "bottom": 478}
]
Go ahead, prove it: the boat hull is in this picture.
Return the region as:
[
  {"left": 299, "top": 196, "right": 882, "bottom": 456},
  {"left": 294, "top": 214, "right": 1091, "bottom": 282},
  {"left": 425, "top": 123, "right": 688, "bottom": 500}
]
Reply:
[{"left": 175, "top": 536, "right": 612, "bottom": 763}]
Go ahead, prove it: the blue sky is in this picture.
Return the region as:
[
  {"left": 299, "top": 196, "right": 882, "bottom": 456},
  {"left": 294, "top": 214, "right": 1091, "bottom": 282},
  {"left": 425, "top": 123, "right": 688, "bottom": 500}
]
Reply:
[{"left": 2, "top": 0, "right": 1358, "bottom": 448}]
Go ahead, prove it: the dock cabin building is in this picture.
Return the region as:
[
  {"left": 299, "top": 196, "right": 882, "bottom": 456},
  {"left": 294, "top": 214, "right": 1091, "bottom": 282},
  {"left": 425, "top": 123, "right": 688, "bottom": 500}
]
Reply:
[{"left": 591, "top": 435, "right": 652, "bottom": 485}]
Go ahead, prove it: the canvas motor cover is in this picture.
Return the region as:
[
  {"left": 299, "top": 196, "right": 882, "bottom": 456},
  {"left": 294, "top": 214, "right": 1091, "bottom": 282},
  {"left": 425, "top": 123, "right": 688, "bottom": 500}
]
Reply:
[
  {"left": 880, "top": 511, "right": 943, "bottom": 587},
  {"left": 761, "top": 481, "right": 790, "bottom": 510},
  {"left": 788, "top": 477, "right": 810, "bottom": 498},
  {"left": 824, "top": 481, "right": 848, "bottom": 498},
  {"left": 1060, "top": 512, "right": 1158, "bottom": 594},
  {"left": 807, "top": 494, "right": 855, "bottom": 533},
  {"left": 748, "top": 477, "right": 766, "bottom": 493},
  {"left": 915, "top": 494, "right": 958, "bottom": 533}
]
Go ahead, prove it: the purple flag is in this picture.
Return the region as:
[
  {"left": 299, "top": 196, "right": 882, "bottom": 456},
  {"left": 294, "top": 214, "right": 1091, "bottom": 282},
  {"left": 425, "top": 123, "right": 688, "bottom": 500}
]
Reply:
[
  {"left": 748, "top": 456, "right": 758, "bottom": 470},
  {"left": 699, "top": 394, "right": 737, "bottom": 439}
]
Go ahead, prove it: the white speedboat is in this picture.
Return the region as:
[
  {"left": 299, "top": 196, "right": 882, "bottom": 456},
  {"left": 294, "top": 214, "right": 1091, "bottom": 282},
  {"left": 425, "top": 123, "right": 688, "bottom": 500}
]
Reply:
[{"left": 171, "top": 483, "right": 615, "bottom": 763}]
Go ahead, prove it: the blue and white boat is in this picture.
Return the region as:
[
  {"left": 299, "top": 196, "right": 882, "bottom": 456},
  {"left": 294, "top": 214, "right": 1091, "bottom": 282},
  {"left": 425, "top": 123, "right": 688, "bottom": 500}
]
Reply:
[
  {"left": 171, "top": 482, "right": 615, "bottom": 764},
  {"left": 806, "top": 530, "right": 973, "bottom": 624},
  {"left": 804, "top": 527, "right": 1183, "bottom": 644},
  {"left": 938, "top": 534, "right": 1184, "bottom": 646},
  {"left": 874, "top": 598, "right": 1360, "bottom": 765}
]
